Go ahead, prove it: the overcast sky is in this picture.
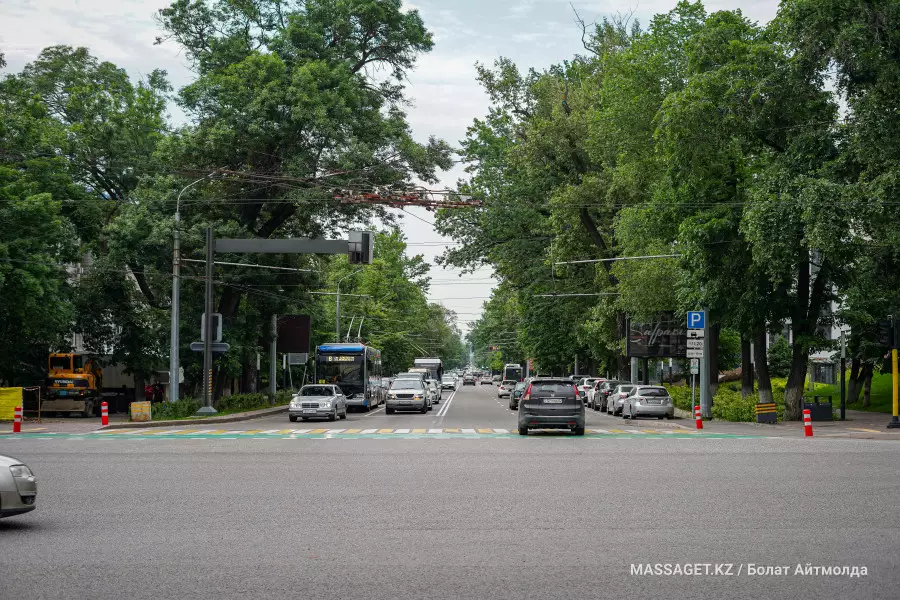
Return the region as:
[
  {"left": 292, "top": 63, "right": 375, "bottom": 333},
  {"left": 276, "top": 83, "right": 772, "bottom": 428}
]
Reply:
[{"left": 1, "top": 0, "right": 779, "bottom": 335}]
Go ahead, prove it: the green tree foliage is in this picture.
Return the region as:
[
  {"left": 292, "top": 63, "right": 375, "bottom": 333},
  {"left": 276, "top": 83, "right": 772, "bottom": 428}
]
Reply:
[{"left": 767, "top": 337, "right": 793, "bottom": 379}]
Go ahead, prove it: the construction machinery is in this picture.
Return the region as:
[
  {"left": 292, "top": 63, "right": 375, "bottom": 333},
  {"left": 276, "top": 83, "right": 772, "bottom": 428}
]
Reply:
[{"left": 42, "top": 353, "right": 104, "bottom": 417}]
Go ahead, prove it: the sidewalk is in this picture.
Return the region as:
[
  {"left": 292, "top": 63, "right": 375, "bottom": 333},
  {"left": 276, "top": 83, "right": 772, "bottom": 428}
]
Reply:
[{"left": 674, "top": 407, "right": 900, "bottom": 439}]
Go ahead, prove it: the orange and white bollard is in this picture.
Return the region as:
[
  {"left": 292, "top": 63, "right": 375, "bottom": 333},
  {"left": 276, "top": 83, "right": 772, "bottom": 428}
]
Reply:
[
  {"left": 694, "top": 406, "right": 703, "bottom": 430},
  {"left": 13, "top": 406, "right": 22, "bottom": 433},
  {"left": 101, "top": 401, "right": 109, "bottom": 427},
  {"left": 803, "top": 408, "right": 813, "bottom": 437}
]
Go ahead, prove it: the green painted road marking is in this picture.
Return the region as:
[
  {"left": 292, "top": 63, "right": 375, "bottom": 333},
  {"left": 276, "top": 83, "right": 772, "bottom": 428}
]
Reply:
[{"left": 2, "top": 431, "right": 769, "bottom": 440}]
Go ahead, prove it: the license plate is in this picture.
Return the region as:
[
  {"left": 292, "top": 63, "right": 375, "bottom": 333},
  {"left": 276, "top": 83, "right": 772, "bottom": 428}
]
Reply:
[
  {"left": 647, "top": 400, "right": 661, "bottom": 405},
  {"left": 303, "top": 409, "right": 317, "bottom": 414},
  {"left": 543, "top": 398, "right": 563, "bottom": 404}
]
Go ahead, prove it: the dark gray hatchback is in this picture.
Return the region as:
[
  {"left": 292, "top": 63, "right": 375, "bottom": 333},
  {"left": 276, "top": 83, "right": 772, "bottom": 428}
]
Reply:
[{"left": 517, "top": 378, "right": 585, "bottom": 436}]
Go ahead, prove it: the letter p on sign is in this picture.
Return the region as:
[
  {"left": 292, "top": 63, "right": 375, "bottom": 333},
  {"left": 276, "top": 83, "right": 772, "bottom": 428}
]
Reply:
[{"left": 687, "top": 311, "right": 705, "bottom": 330}]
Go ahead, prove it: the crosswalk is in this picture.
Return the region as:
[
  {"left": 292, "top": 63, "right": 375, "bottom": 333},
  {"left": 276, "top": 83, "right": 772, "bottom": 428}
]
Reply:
[{"left": 0, "top": 426, "right": 767, "bottom": 439}]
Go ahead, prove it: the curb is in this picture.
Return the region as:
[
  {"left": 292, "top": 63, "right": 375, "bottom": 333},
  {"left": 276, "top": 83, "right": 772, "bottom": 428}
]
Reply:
[{"left": 100, "top": 405, "right": 289, "bottom": 429}]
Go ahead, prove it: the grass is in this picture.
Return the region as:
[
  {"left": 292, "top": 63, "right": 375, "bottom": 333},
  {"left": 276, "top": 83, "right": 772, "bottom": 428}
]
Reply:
[{"left": 815, "top": 372, "right": 896, "bottom": 414}]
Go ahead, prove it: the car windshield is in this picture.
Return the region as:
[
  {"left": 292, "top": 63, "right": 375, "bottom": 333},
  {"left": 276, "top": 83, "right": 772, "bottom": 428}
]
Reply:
[
  {"left": 515, "top": 383, "right": 527, "bottom": 390},
  {"left": 529, "top": 381, "right": 576, "bottom": 397},
  {"left": 638, "top": 387, "right": 669, "bottom": 396},
  {"left": 300, "top": 386, "right": 335, "bottom": 396},
  {"left": 616, "top": 385, "right": 636, "bottom": 394},
  {"left": 391, "top": 380, "right": 423, "bottom": 391}
]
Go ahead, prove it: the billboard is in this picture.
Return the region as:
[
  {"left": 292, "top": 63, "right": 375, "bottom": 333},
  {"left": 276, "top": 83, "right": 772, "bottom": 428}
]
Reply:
[
  {"left": 276, "top": 315, "right": 311, "bottom": 354},
  {"left": 626, "top": 312, "right": 687, "bottom": 358}
]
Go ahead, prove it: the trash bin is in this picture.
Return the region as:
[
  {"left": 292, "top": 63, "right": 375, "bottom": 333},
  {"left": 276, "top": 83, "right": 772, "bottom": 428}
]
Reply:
[{"left": 803, "top": 395, "right": 833, "bottom": 421}]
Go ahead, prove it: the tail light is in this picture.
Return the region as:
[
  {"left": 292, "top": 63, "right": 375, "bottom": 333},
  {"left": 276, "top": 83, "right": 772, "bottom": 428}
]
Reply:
[
  {"left": 572, "top": 385, "right": 580, "bottom": 396},
  {"left": 523, "top": 383, "right": 532, "bottom": 400}
]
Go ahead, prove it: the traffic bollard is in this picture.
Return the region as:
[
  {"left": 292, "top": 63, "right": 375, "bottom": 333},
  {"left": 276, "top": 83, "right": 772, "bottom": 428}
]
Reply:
[
  {"left": 694, "top": 406, "right": 703, "bottom": 430},
  {"left": 101, "top": 401, "right": 109, "bottom": 427},
  {"left": 13, "top": 406, "right": 22, "bottom": 433},
  {"left": 803, "top": 408, "right": 813, "bottom": 437}
]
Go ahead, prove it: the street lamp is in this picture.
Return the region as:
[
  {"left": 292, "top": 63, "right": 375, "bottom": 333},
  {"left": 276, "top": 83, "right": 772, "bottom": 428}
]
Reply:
[
  {"left": 335, "top": 268, "right": 363, "bottom": 342},
  {"left": 169, "top": 173, "right": 216, "bottom": 404}
]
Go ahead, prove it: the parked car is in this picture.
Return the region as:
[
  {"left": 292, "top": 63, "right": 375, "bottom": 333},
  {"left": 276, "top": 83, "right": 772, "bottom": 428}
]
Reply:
[
  {"left": 386, "top": 379, "right": 431, "bottom": 414},
  {"left": 497, "top": 379, "right": 516, "bottom": 398},
  {"left": 623, "top": 385, "right": 675, "bottom": 420},
  {"left": 606, "top": 384, "right": 636, "bottom": 416},
  {"left": 509, "top": 381, "right": 527, "bottom": 410},
  {"left": 425, "top": 379, "right": 441, "bottom": 405},
  {"left": 518, "top": 378, "right": 585, "bottom": 436},
  {"left": 575, "top": 377, "right": 600, "bottom": 403},
  {"left": 463, "top": 374, "right": 476, "bottom": 386},
  {"left": 0, "top": 454, "right": 37, "bottom": 519},
  {"left": 441, "top": 375, "right": 457, "bottom": 390},
  {"left": 591, "top": 380, "right": 622, "bottom": 411},
  {"left": 289, "top": 385, "right": 348, "bottom": 422}
]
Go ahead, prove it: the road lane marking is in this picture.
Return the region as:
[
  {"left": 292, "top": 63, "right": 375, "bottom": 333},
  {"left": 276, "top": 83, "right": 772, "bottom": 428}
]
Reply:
[
  {"left": 344, "top": 429, "right": 362, "bottom": 434},
  {"left": 427, "top": 428, "right": 442, "bottom": 434},
  {"left": 378, "top": 428, "right": 394, "bottom": 434},
  {"left": 477, "top": 428, "right": 493, "bottom": 434},
  {"left": 412, "top": 428, "right": 427, "bottom": 433},
  {"left": 307, "top": 429, "right": 328, "bottom": 434},
  {"left": 493, "top": 428, "right": 509, "bottom": 434},
  {"left": 360, "top": 428, "right": 378, "bottom": 434},
  {"left": 462, "top": 428, "right": 476, "bottom": 434},
  {"left": 394, "top": 428, "right": 410, "bottom": 434},
  {"left": 444, "top": 428, "right": 460, "bottom": 433},
  {"left": 362, "top": 407, "right": 385, "bottom": 417}
]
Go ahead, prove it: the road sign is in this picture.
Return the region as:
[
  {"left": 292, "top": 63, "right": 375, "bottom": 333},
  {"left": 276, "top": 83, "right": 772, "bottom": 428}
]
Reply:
[
  {"left": 690, "top": 358, "right": 699, "bottom": 374},
  {"left": 687, "top": 311, "right": 706, "bottom": 330},
  {"left": 686, "top": 339, "right": 704, "bottom": 349},
  {"left": 201, "top": 313, "right": 222, "bottom": 343},
  {"left": 687, "top": 329, "right": 705, "bottom": 339},
  {"left": 190, "top": 341, "right": 230, "bottom": 353},
  {"left": 686, "top": 348, "right": 704, "bottom": 359}
]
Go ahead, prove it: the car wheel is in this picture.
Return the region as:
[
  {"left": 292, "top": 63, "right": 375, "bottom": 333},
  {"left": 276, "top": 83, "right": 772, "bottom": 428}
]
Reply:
[
  {"left": 289, "top": 415, "right": 298, "bottom": 422},
  {"left": 657, "top": 415, "right": 664, "bottom": 420},
  {"left": 328, "top": 411, "right": 337, "bottom": 422},
  {"left": 340, "top": 409, "right": 347, "bottom": 420},
  {"left": 518, "top": 426, "right": 528, "bottom": 436},
  {"left": 573, "top": 426, "right": 585, "bottom": 436},
  {"left": 420, "top": 404, "right": 428, "bottom": 414},
  {"left": 386, "top": 407, "right": 394, "bottom": 415}
]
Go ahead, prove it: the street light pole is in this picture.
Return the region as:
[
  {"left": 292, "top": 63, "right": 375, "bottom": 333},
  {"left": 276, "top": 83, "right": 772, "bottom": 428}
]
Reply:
[
  {"left": 169, "top": 173, "right": 215, "bottom": 404},
  {"left": 335, "top": 268, "right": 362, "bottom": 342}
]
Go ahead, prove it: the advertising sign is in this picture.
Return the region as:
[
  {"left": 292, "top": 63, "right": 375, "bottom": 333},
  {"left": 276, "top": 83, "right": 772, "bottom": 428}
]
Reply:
[{"left": 626, "top": 312, "right": 687, "bottom": 358}]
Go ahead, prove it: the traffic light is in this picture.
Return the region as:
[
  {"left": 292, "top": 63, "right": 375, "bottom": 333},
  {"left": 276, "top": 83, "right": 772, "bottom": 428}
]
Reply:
[{"left": 878, "top": 318, "right": 896, "bottom": 349}]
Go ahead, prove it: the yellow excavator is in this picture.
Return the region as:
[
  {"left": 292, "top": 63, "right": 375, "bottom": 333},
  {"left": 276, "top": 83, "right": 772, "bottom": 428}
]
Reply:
[{"left": 42, "top": 353, "right": 103, "bottom": 417}]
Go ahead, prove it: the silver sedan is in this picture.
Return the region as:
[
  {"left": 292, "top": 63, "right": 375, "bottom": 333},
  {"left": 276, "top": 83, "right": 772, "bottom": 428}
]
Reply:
[
  {"left": 606, "top": 384, "right": 636, "bottom": 416},
  {"left": 622, "top": 385, "right": 675, "bottom": 420},
  {"left": 0, "top": 454, "right": 37, "bottom": 518},
  {"left": 289, "top": 385, "right": 348, "bottom": 422}
]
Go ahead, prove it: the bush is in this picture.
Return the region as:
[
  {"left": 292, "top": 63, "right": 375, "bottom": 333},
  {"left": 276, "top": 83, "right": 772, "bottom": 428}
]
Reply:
[
  {"left": 150, "top": 399, "right": 201, "bottom": 421},
  {"left": 665, "top": 384, "right": 694, "bottom": 411},
  {"left": 768, "top": 337, "right": 792, "bottom": 378},
  {"left": 710, "top": 388, "right": 759, "bottom": 422}
]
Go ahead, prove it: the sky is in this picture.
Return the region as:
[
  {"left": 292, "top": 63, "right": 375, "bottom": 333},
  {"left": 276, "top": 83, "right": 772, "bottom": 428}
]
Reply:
[{"left": 1, "top": 0, "right": 779, "bottom": 335}]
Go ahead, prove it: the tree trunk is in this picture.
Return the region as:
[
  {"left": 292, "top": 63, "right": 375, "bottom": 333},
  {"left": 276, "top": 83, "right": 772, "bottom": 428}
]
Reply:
[
  {"left": 709, "top": 322, "right": 720, "bottom": 396},
  {"left": 616, "top": 311, "right": 628, "bottom": 380},
  {"left": 861, "top": 362, "right": 874, "bottom": 408},
  {"left": 240, "top": 358, "right": 256, "bottom": 394},
  {"left": 847, "top": 357, "right": 862, "bottom": 404},
  {"left": 754, "top": 329, "right": 773, "bottom": 404},
  {"left": 741, "top": 336, "right": 754, "bottom": 398},
  {"left": 784, "top": 253, "right": 810, "bottom": 421}
]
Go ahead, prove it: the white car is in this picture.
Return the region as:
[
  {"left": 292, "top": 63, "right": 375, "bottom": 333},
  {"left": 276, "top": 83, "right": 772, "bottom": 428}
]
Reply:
[
  {"left": 441, "top": 376, "right": 456, "bottom": 390},
  {"left": 289, "top": 385, "right": 348, "bottom": 422},
  {"left": 425, "top": 379, "right": 441, "bottom": 405},
  {"left": 575, "top": 377, "right": 600, "bottom": 403},
  {"left": 1, "top": 454, "right": 37, "bottom": 518},
  {"left": 497, "top": 380, "right": 516, "bottom": 398}
]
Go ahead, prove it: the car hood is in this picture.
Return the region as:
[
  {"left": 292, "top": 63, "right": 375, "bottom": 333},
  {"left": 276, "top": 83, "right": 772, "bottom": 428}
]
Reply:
[
  {"left": 292, "top": 395, "right": 338, "bottom": 402},
  {"left": 0, "top": 454, "right": 28, "bottom": 468}
]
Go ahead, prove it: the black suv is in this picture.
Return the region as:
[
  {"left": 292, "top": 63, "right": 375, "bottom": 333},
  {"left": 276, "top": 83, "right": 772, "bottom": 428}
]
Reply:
[
  {"left": 517, "top": 378, "right": 585, "bottom": 436},
  {"left": 593, "top": 380, "right": 621, "bottom": 412}
]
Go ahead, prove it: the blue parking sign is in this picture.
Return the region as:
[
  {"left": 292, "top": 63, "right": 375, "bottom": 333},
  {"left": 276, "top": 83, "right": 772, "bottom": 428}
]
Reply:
[{"left": 687, "top": 311, "right": 706, "bottom": 330}]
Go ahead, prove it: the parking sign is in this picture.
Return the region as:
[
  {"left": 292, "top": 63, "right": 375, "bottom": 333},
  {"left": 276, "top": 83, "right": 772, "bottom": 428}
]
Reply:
[{"left": 687, "top": 311, "right": 706, "bottom": 330}]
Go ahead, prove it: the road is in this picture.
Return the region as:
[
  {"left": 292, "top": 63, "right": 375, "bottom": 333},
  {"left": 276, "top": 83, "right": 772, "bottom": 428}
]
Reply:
[{"left": 1, "top": 382, "right": 898, "bottom": 599}]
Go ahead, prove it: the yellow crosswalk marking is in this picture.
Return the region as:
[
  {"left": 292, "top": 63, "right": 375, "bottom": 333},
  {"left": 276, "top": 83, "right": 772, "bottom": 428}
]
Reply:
[
  {"left": 444, "top": 428, "right": 460, "bottom": 433},
  {"left": 477, "top": 428, "right": 493, "bottom": 434},
  {"left": 242, "top": 430, "right": 264, "bottom": 434},
  {"left": 171, "top": 430, "right": 200, "bottom": 435},
  {"left": 378, "top": 428, "right": 394, "bottom": 434},
  {"left": 607, "top": 429, "right": 627, "bottom": 433},
  {"left": 308, "top": 429, "right": 328, "bottom": 434},
  {"left": 343, "top": 429, "right": 362, "bottom": 434},
  {"left": 275, "top": 429, "right": 294, "bottom": 435},
  {"left": 849, "top": 428, "right": 882, "bottom": 433},
  {"left": 411, "top": 428, "right": 426, "bottom": 434},
  {"left": 204, "top": 430, "right": 231, "bottom": 435}
]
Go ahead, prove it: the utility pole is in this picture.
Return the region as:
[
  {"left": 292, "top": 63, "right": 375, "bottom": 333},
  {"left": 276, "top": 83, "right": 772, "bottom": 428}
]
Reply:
[
  {"left": 270, "top": 314, "right": 277, "bottom": 404},
  {"left": 198, "top": 227, "right": 217, "bottom": 416},
  {"left": 169, "top": 174, "right": 215, "bottom": 404},
  {"left": 699, "top": 306, "right": 711, "bottom": 418}
]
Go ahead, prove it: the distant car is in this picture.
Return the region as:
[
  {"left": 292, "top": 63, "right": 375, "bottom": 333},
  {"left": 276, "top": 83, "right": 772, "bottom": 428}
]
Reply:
[
  {"left": 425, "top": 379, "right": 441, "bottom": 405},
  {"left": 497, "top": 379, "right": 516, "bottom": 398},
  {"left": 441, "top": 376, "right": 456, "bottom": 390},
  {"left": 509, "top": 381, "right": 527, "bottom": 410},
  {"left": 623, "top": 386, "right": 675, "bottom": 420},
  {"left": 518, "top": 378, "right": 585, "bottom": 436},
  {"left": 576, "top": 377, "right": 600, "bottom": 403},
  {"left": 480, "top": 375, "right": 493, "bottom": 385},
  {"left": 289, "top": 385, "right": 348, "bottom": 422},
  {"left": 606, "top": 384, "right": 636, "bottom": 416},
  {"left": 591, "top": 380, "right": 622, "bottom": 411},
  {"left": 463, "top": 374, "right": 476, "bottom": 386},
  {"left": 0, "top": 455, "right": 37, "bottom": 519},
  {"left": 386, "top": 379, "right": 430, "bottom": 414}
]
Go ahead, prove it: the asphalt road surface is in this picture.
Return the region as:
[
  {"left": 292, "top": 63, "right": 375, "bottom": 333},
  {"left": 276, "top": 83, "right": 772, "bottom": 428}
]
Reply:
[{"left": 1, "top": 382, "right": 898, "bottom": 599}]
